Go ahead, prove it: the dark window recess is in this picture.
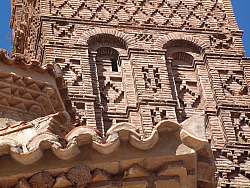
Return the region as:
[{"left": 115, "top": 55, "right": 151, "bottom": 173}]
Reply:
[
  {"left": 111, "top": 58, "right": 118, "bottom": 72},
  {"left": 74, "top": 102, "right": 85, "bottom": 109},
  {"left": 96, "top": 47, "right": 119, "bottom": 72},
  {"left": 55, "top": 58, "right": 65, "bottom": 63}
]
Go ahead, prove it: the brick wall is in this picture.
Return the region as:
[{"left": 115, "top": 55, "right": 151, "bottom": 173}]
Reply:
[{"left": 11, "top": 0, "right": 250, "bottom": 187}]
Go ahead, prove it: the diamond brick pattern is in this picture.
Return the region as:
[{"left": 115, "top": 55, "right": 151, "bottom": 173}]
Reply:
[
  {"left": 9, "top": 0, "right": 250, "bottom": 187},
  {"left": 219, "top": 71, "right": 248, "bottom": 96},
  {"left": 50, "top": 0, "right": 229, "bottom": 30}
]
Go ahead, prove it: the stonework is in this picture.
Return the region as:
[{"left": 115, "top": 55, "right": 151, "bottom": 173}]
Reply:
[{"left": 0, "top": 0, "right": 249, "bottom": 187}]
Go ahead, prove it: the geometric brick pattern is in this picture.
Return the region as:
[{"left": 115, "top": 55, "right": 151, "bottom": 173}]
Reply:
[
  {"left": 231, "top": 112, "right": 250, "bottom": 143},
  {"left": 50, "top": 0, "right": 230, "bottom": 30},
  {"left": 142, "top": 64, "right": 162, "bottom": 93},
  {"left": 10, "top": 0, "right": 250, "bottom": 187},
  {"left": 219, "top": 70, "right": 248, "bottom": 96}
]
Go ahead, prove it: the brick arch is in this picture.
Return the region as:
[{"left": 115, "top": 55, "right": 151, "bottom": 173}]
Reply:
[
  {"left": 155, "top": 33, "right": 209, "bottom": 52},
  {"left": 80, "top": 28, "right": 136, "bottom": 49}
]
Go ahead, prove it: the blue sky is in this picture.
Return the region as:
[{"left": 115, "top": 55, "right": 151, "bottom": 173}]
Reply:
[{"left": 0, "top": 0, "right": 250, "bottom": 56}]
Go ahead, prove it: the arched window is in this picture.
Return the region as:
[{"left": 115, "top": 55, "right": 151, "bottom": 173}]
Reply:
[
  {"left": 172, "top": 52, "right": 194, "bottom": 67},
  {"left": 88, "top": 34, "right": 127, "bottom": 50},
  {"left": 96, "top": 47, "right": 119, "bottom": 72},
  {"left": 164, "top": 39, "right": 203, "bottom": 54},
  {"left": 111, "top": 58, "right": 118, "bottom": 72},
  {"left": 88, "top": 34, "right": 128, "bottom": 135},
  {"left": 165, "top": 40, "right": 202, "bottom": 122}
]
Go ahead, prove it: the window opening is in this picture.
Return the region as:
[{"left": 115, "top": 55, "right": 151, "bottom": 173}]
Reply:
[
  {"left": 111, "top": 57, "right": 118, "bottom": 72},
  {"left": 96, "top": 47, "right": 119, "bottom": 72}
]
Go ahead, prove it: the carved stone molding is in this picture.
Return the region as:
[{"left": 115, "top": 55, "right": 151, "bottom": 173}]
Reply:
[
  {"left": 0, "top": 114, "right": 216, "bottom": 187},
  {"left": 67, "top": 165, "right": 92, "bottom": 187},
  {"left": 29, "top": 172, "right": 55, "bottom": 188},
  {"left": 15, "top": 178, "right": 31, "bottom": 188},
  {"left": 11, "top": 158, "right": 215, "bottom": 188}
]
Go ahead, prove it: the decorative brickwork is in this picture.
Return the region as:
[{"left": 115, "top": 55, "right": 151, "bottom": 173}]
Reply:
[
  {"left": 3, "top": 0, "right": 250, "bottom": 187},
  {"left": 49, "top": 0, "right": 231, "bottom": 30}
]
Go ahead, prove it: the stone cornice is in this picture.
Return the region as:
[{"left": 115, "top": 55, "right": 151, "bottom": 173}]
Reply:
[{"left": 0, "top": 113, "right": 213, "bottom": 165}]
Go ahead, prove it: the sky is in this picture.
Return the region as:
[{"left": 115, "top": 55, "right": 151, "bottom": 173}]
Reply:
[{"left": 0, "top": 0, "right": 250, "bottom": 56}]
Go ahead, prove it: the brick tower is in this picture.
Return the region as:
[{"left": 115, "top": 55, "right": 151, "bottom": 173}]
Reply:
[{"left": 0, "top": 0, "right": 248, "bottom": 187}]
